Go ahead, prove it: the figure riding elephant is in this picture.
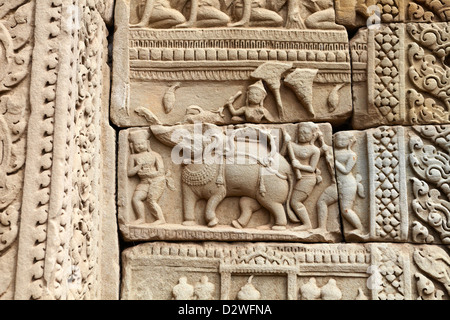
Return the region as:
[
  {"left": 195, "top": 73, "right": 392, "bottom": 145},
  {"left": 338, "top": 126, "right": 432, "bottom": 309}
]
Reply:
[{"left": 151, "top": 124, "right": 297, "bottom": 230}]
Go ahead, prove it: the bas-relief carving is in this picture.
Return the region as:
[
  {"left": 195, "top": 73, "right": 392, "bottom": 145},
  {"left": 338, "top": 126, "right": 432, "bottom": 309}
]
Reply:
[
  {"left": 335, "top": 0, "right": 450, "bottom": 28},
  {"left": 351, "top": 22, "right": 450, "bottom": 129},
  {"left": 118, "top": 122, "right": 342, "bottom": 242},
  {"left": 111, "top": 0, "right": 352, "bottom": 128},
  {"left": 0, "top": 0, "right": 34, "bottom": 300},
  {"left": 335, "top": 124, "right": 450, "bottom": 245},
  {"left": 121, "top": 241, "right": 450, "bottom": 300},
  {"left": 2, "top": 0, "right": 119, "bottom": 300}
]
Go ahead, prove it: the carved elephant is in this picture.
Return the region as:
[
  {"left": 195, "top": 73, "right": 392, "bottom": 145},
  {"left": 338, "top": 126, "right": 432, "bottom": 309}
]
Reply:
[{"left": 151, "top": 124, "right": 297, "bottom": 230}]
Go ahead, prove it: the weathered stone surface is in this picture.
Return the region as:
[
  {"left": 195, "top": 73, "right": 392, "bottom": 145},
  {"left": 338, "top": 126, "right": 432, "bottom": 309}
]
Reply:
[
  {"left": 121, "top": 241, "right": 450, "bottom": 300},
  {"left": 351, "top": 22, "right": 450, "bottom": 129},
  {"left": 111, "top": 0, "right": 352, "bottom": 128},
  {"left": 335, "top": 124, "right": 450, "bottom": 245},
  {"left": 335, "top": 0, "right": 450, "bottom": 29},
  {"left": 118, "top": 122, "right": 342, "bottom": 243},
  {"left": 0, "top": 0, "right": 119, "bottom": 300}
]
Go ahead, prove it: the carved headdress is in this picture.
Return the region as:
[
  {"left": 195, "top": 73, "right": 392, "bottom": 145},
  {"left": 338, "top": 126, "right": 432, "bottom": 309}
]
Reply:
[
  {"left": 248, "top": 80, "right": 267, "bottom": 95},
  {"left": 129, "top": 128, "right": 151, "bottom": 142},
  {"left": 128, "top": 129, "right": 151, "bottom": 153}
]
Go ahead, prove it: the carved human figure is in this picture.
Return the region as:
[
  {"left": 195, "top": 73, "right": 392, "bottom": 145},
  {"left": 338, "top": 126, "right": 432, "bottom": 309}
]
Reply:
[
  {"left": 315, "top": 138, "right": 338, "bottom": 232},
  {"left": 132, "top": 0, "right": 187, "bottom": 28},
  {"left": 172, "top": 277, "right": 194, "bottom": 300},
  {"left": 304, "top": 0, "right": 345, "bottom": 30},
  {"left": 334, "top": 131, "right": 366, "bottom": 237},
  {"left": 194, "top": 275, "right": 215, "bottom": 300},
  {"left": 286, "top": 123, "right": 321, "bottom": 231},
  {"left": 230, "top": 0, "right": 284, "bottom": 27},
  {"left": 128, "top": 129, "right": 171, "bottom": 225},
  {"left": 225, "top": 80, "right": 274, "bottom": 124}
]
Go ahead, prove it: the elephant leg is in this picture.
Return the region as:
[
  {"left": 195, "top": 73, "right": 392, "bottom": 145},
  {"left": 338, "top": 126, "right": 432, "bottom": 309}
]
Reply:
[
  {"left": 205, "top": 189, "right": 226, "bottom": 227},
  {"left": 232, "top": 197, "right": 261, "bottom": 229},
  {"left": 263, "top": 202, "right": 287, "bottom": 230},
  {"left": 182, "top": 186, "right": 198, "bottom": 226}
]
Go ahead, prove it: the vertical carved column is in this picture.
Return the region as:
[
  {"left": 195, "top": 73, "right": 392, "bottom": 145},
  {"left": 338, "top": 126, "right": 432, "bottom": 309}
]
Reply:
[
  {"left": 12, "top": 0, "right": 118, "bottom": 300},
  {"left": 0, "top": 0, "right": 35, "bottom": 300},
  {"left": 367, "top": 126, "right": 408, "bottom": 241}
]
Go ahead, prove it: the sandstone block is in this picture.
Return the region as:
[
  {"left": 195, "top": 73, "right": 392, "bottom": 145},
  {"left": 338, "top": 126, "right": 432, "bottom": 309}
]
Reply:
[
  {"left": 118, "top": 122, "right": 342, "bottom": 243},
  {"left": 111, "top": 0, "right": 353, "bottom": 128},
  {"left": 121, "top": 241, "right": 450, "bottom": 300},
  {"left": 335, "top": 124, "right": 450, "bottom": 245},
  {"left": 351, "top": 22, "right": 450, "bottom": 129}
]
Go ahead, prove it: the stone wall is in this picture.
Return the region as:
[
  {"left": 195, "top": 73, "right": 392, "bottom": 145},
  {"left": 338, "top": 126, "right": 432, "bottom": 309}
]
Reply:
[{"left": 1, "top": 0, "right": 449, "bottom": 300}]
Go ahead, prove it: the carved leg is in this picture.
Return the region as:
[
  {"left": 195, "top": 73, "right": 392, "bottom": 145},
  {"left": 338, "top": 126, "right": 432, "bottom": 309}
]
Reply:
[
  {"left": 339, "top": 187, "right": 364, "bottom": 232},
  {"left": 204, "top": 189, "right": 226, "bottom": 227},
  {"left": 132, "top": 190, "right": 148, "bottom": 224},
  {"left": 248, "top": 8, "right": 283, "bottom": 27},
  {"left": 148, "top": 8, "right": 187, "bottom": 29},
  {"left": 195, "top": 7, "right": 230, "bottom": 28},
  {"left": 147, "top": 201, "right": 166, "bottom": 225},
  {"left": 182, "top": 186, "right": 198, "bottom": 226},
  {"left": 232, "top": 197, "right": 261, "bottom": 229},
  {"left": 305, "top": 8, "right": 346, "bottom": 30},
  {"left": 261, "top": 201, "right": 287, "bottom": 230},
  {"left": 146, "top": 177, "right": 166, "bottom": 225},
  {"left": 316, "top": 185, "right": 338, "bottom": 232},
  {"left": 290, "top": 190, "right": 312, "bottom": 231}
]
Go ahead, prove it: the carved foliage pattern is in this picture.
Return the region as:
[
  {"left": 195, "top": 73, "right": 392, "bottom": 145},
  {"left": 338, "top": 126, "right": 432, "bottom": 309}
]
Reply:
[
  {"left": 67, "top": 0, "right": 107, "bottom": 300},
  {"left": 370, "top": 127, "right": 403, "bottom": 240},
  {"left": 407, "top": 23, "right": 450, "bottom": 124},
  {"left": 373, "top": 24, "right": 402, "bottom": 122},
  {"left": 408, "top": 0, "right": 450, "bottom": 22},
  {"left": 0, "top": 0, "right": 33, "bottom": 254},
  {"left": 409, "top": 126, "right": 450, "bottom": 244},
  {"left": 373, "top": 245, "right": 407, "bottom": 300}
]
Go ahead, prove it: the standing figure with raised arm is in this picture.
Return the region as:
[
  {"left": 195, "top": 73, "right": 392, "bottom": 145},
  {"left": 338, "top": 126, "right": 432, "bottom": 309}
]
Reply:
[{"left": 286, "top": 122, "right": 322, "bottom": 231}]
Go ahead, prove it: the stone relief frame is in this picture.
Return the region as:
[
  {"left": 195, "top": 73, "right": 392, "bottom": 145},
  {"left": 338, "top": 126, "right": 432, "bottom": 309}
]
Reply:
[
  {"left": 118, "top": 122, "right": 342, "bottom": 243},
  {"left": 111, "top": 0, "right": 353, "bottom": 128}
]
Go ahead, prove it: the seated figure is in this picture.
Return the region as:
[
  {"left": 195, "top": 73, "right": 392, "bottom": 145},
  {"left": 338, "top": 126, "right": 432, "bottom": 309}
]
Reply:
[
  {"left": 132, "top": 0, "right": 230, "bottom": 28},
  {"left": 230, "top": 0, "right": 284, "bottom": 27},
  {"left": 132, "top": 0, "right": 187, "bottom": 28}
]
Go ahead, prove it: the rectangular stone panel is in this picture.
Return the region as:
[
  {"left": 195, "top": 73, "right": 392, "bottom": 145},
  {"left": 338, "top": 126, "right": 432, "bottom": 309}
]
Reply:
[
  {"left": 335, "top": 0, "right": 450, "bottom": 29},
  {"left": 118, "top": 122, "right": 341, "bottom": 243},
  {"left": 335, "top": 124, "right": 450, "bottom": 245},
  {"left": 111, "top": 0, "right": 352, "bottom": 128},
  {"left": 0, "top": 0, "right": 119, "bottom": 300},
  {"left": 121, "top": 241, "right": 450, "bottom": 300},
  {"left": 351, "top": 22, "right": 450, "bottom": 129}
]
